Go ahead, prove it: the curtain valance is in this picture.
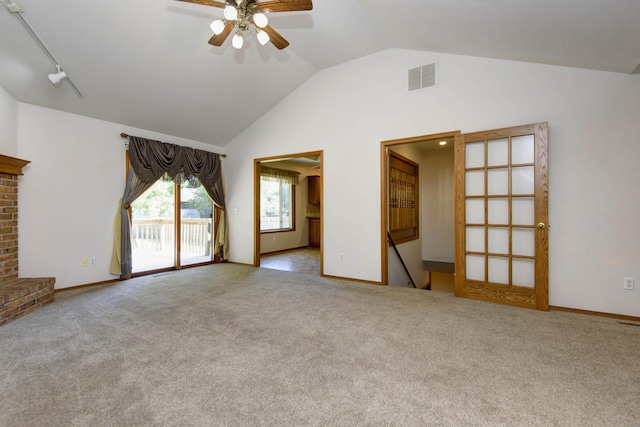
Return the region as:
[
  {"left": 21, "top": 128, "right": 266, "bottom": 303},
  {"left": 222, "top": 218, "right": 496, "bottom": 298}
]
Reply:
[
  {"left": 128, "top": 136, "right": 223, "bottom": 191},
  {"left": 260, "top": 165, "right": 300, "bottom": 185}
]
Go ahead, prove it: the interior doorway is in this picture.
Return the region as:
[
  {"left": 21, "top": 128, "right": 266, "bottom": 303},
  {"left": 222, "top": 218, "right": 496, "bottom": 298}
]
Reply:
[
  {"left": 253, "top": 151, "right": 324, "bottom": 276},
  {"left": 381, "top": 132, "right": 459, "bottom": 292},
  {"left": 381, "top": 123, "right": 549, "bottom": 311}
]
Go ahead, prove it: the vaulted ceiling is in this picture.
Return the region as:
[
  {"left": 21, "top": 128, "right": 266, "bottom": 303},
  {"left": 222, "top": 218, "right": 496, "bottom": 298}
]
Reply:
[{"left": 1, "top": 0, "right": 638, "bottom": 146}]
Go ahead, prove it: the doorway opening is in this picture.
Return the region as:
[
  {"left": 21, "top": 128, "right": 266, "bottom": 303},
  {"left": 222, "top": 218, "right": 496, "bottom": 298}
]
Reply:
[
  {"left": 381, "top": 131, "right": 459, "bottom": 292},
  {"left": 254, "top": 151, "right": 323, "bottom": 276}
]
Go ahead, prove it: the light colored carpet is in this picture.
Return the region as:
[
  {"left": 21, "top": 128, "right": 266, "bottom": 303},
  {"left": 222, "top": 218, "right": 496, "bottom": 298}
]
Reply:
[{"left": 1, "top": 263, "right": 639, "bottom": 426}]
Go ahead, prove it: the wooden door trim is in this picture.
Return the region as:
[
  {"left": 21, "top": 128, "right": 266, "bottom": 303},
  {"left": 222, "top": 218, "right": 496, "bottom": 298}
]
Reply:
[
  {"left": 253, "top": 151, "right": 324, "bottom": 277},
  {"left": 453, "top": 133, "right": 465, "bottom": 297},
  {"left": 380, "top": 131, "right": 461, "bottom": 286},
  {"left": 534, "top": 122, "right": 550, "bottom": 310}
]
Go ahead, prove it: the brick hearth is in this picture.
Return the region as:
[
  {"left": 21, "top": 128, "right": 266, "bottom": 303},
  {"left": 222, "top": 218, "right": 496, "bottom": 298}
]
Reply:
[
  {"left": 0, "top": 155, "right": 55, "bottom": 325},
  {"left": 0, "top": 277, "right": 55, "bottom": 325}
]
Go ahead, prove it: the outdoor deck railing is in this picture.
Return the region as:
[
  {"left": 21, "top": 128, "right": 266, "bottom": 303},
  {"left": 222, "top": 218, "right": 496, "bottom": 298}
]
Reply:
[{"left": 131, "top": 218, "right": 212, "bottom": 255}]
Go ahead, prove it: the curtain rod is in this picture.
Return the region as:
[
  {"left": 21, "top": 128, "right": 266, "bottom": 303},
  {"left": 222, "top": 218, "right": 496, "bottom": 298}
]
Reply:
[{"left": 120, "top": 133, "right": 226, "bottom": 157}]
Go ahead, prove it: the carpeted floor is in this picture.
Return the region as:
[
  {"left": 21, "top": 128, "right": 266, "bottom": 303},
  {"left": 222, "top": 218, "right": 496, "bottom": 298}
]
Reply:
[{"left": 1, "top": 263, "right": 639, "bottom": 426}]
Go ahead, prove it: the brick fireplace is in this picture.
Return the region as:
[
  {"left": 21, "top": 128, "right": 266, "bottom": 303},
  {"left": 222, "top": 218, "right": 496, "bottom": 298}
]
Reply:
[{"left": 0, "top": 154, "right": 55, "bottom": 325}]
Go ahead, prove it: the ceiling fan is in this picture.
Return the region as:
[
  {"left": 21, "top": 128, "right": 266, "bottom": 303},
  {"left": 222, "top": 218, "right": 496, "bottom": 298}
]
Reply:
[{"left": 176, "top": 0, "right": 313, "bottom": 50}]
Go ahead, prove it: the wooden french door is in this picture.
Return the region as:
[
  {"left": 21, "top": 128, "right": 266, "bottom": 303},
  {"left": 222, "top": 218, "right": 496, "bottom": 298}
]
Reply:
[{"left": 454, "top": 122, "right": 549, "bottom": 310}]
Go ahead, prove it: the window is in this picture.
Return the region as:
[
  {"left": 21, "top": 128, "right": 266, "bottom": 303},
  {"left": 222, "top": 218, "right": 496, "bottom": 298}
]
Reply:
[{"left": 259, "top": 166, "right": 298, "bottom": 232}]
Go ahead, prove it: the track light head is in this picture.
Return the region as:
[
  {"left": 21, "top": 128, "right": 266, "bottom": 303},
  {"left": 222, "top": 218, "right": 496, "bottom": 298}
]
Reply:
[
  {"left": 47, "top": 70, "right": 67, "bottom": 85},
  {"left": 47, "top": 65, "right": 67, "bottom": 85}
]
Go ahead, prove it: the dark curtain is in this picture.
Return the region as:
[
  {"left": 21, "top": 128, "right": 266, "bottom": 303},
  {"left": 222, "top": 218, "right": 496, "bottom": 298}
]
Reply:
[
  {"left": 118, "top": 165, "right": 157, "bottom": 278},
  {"left": 113, "top": 136, "right": 227, "bottom": 279}
]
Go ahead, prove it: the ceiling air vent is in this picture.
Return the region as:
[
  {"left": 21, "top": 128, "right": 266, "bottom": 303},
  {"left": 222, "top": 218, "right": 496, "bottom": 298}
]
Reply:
[{"left": 408, "top": 63, "right": 437, "bottom": 91}]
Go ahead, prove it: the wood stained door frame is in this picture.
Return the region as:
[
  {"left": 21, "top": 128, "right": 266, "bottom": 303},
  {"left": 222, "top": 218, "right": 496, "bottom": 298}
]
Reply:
[
  {"left": 380, "top": 131, "right": 461, "bottom": 286},
  {"left": 253, "top": 151, "right": 324, "bottom": 276}
]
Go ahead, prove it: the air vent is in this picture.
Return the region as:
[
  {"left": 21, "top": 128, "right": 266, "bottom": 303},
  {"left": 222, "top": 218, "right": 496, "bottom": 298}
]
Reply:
[{"left": 408, "top": 63, "right": 437, "bottom": 91}]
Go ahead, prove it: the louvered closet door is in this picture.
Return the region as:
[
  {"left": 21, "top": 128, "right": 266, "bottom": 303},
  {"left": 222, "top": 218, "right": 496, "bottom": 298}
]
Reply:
[{"left": 455, "top": 122, "right": 549, "bottom": 310}]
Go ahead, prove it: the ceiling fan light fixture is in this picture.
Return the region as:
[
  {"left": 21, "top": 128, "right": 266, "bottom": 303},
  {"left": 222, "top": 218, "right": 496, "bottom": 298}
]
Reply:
[
  {"left": 223, "top": 5, "right": 238, "bottom": 20},
  {"left": 252, "top": 12, "right": 268, "bottom": 28},
  {"left": 232, "top": 32, "right": 244, "bottom": 49},
  {"left": 256, "top": 29, "right": 270, "bottom": 45},
  {"left": 210, "top": 19, "right": 226, "bottom": 35}
]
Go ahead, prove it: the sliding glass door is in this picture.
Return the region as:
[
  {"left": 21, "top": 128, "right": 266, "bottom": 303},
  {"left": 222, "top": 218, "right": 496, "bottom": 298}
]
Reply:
[{"left": 131, "top": 174, "right": 215, "bottom": 274}]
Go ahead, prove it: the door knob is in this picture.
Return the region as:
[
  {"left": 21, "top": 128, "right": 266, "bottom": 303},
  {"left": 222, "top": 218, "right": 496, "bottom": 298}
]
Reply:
[{"left": 537, "top": 223, "right": 546, "bottom": 229}]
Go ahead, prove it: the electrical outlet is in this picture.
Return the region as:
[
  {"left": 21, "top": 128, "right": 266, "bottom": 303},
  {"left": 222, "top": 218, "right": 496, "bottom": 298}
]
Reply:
[
  {"left": 89, "top": 257, "right": 96, "bottom": 266},
  {"left": 623, "top": 277, "right": 634, "bottom": 290},
  {"left": 81, "top": 258, "right": 88, "bottom": 267},
  {"left": 340, "top": 253, "right": 344, "bottom": 262}
]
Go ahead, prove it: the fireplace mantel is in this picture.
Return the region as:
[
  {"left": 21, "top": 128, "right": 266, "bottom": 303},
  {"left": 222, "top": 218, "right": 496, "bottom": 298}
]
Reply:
[{"left": 0, "top": 154, "right": 30, "bottom": 176}]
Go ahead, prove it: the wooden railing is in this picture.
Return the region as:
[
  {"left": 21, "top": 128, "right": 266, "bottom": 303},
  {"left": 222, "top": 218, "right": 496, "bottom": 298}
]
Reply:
[{"left": 131, "top": 218, "right": 212, "bottom": 255}]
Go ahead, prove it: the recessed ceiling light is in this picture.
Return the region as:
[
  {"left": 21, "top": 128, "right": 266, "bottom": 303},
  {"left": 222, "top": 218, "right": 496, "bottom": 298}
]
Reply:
[{"left": 439, "top": 141, "right": 447, "bottom": 146}]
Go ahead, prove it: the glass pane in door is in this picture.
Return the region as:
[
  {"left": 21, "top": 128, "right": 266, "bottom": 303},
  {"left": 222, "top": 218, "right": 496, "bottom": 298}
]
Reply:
[
  {"left": 512, "top": 198, "right": 535, "bottom": 225},
  {"left": 180, "top": 179, "right": 214, "bottom": 266},
  {"left": 466, "top": 226, "right": 484, "bottom": 253},
  {"left": 466, "top": 254, "right": 485, "bottom": 281},
  {"left": 488, "top": 256, "right": 509, "bottom": 284},
  {"left": 487, "top": 168, "right": 509, "bottom": 195},
  {"left": 513, "top": 258, "right": 535, "bottom": 288},
  {"left": 487, "top": 138, "right": 508, "bottom": 166},
  {"left": 131, "top": 175, "right": 175, "bottom": 272},
  {"left": 511, "top": 135, "right": 535, "bottom": 164}
]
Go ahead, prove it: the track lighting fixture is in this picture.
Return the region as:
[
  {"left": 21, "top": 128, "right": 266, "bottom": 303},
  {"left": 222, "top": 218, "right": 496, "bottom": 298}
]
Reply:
[
  {"left": 2, "top": 0, "right": 83, "bottom": 97},
  {"left": 47, "top": 65, "right": 67, "bottom": 85}
]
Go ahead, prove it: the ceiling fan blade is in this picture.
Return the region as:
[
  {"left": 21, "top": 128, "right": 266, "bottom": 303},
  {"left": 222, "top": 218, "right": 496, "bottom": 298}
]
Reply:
[
  {"left": 208, "top": 22, "right": 235, "bottom": 46},
  {"left": 256, "top": 0, "right": 312, "bottom": 13},
  {"left": 175, "top": 0, "right": 226, "bottom": 8},
  {"left": 262, "top": 25, "right": 289, "bottom": 49}
]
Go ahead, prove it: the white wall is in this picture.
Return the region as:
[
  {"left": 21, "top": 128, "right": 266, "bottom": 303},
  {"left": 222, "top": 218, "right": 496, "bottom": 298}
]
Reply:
[
  {"left": 421, "top": 148, "right": 455, "bottom": 263},
  {"left": 259, "top": 161, "right": 318, "bottom": 254},
  {"left": 224, "top": 48, "right": 640, "bottom": 317},
  {"left": 0, "top": 86, "right": 18, "bottom": 156},
  {"left": 16, "top": 103, "right": 224, "bottom": 289}
]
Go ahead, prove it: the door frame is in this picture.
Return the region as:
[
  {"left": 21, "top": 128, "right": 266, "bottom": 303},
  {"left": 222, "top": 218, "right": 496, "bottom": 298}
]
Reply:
[
  {"left": 253, "top": 150, "right": 324, "bottom": 275},
  {"left": 380, "top": 131, "right": 461, "bottom": 286}
]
